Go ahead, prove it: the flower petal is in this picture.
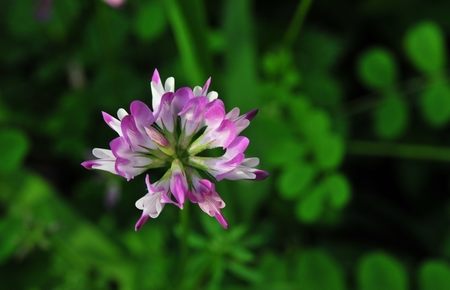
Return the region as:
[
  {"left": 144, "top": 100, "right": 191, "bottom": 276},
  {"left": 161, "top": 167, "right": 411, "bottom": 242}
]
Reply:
[{"left": 130, "top": 100, "right": 154, "bottom": 130}]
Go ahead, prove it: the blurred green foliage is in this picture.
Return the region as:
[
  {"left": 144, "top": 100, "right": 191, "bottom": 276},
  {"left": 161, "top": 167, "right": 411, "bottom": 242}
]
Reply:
[{"left": 1, "top": 0, "right": 450, "bottom": 290}]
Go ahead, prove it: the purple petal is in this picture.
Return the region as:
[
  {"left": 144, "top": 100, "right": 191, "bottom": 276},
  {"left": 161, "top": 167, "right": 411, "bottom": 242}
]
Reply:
[
  {"left": 145, "top": 174, "right": 153, "bottom": 192},
  {"left": 81, "top": 160, "right": 98, "bottom": 169},
  {"left": 145, "top": 127, "right": 169, "bottom": 147},
  {"left": 205, "top": 99, "right": 225, "bottom": 128},
  {"left": 226, "top": 136, "right": 250, "bottom": 157},
  {"left": 151, "top": 69, "right": 161, "bottom": 84},
  {"left": 172, "top": 87, "right": 194, "bottom": 113},
  {"left": 134, "top": 213, "right": 150, "bottom": 231},
  {"left": 214, "top": 212, "right": 228, "bottom": 229},
  {"left": 102, "top": 111, "right": 121, "bottom": 134},
  {"left": 130, "top": 100, "right": 154, "bottom": 129},
  {"left": 110, "top": 136, "right": 130, "bottom": 158},
  {"left": 254, "top": 170, "right": 269, "bottom": 180},
  {"left": 201, "top": 77, "right": 212, "bottom": 96},
  {"left": 156, "top": 93, "right": 175, "bottom": 132},
  {"left": 244, "top": 109, "right": 258, "bottom": 121},
  {"left": 217, "top": 119, "right": 237, "bottom": 148},
  {"left": 121, "top": 115, "right": 153, "bottom": 149},
  {"left": 224, "top": 153, "right": 245, "bottom": 167},
  {"left": 170, "top": 174, "right": 187, "bottom": 208}
]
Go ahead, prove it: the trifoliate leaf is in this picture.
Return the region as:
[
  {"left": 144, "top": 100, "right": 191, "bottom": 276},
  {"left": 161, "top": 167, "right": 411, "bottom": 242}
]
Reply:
[
  {"left": 299, "top": 29, "right": 343, "bottom": 71},
  {"left": 278, "top": 162, "right": 317, "bottom": 200},
  {"left": 133, "top": 1, "right": 167, "bottom": 41},
  {"left": 374, "top": 94, "right": 409, "bottom": 139},
  {"left": 248, "top": 115, "right": 293, "bottom": 169},
  {"left": 324, "top": 174, "right": 351, "bottom": 209},
  {"left": 266, "top": 138, "right": 306, "bottom": 167},
  {"left": 358, "top": 252, "right": 408, "bottom": 290},
  {"left": 303, "top": 74, "right": 344, "bottom": 107},
  {"left": 262, "top": 49, "right": 293, "bottom": 76},
  {"left": 420, "top": 82, "right": 450, "bottom": 127},
  {"left": 295, "top": 186, "right": 325, "bottom": 223},
  {"left": 0, "top": 129, "right": 29, "bottom": 174},
  {"left": 312, "top": 133, "right": 345, "bottom": 170},
  {"left": 404, "top": 21, "right": 445, "bottom": 74},
  {"left": 357, "top": 48, "right": 397, "bottom": 88},
  {"left": 301, "top": 109, "right": 331, "bottom": 139},
  {"left": 419, "top": 260, "right": 450, "bottom": 290},
  {"left": 295, "top": 249, "right": 346, "bottom": 290},
  {"left": 289, "top": 97, "right": 312, "bottom": 126}
]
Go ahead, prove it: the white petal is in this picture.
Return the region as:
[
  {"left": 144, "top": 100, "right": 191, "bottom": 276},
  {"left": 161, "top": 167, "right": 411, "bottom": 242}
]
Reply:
[
  {"left": 135, "top": 193, "right": 164, "bottom": 218},
  {"left": 224, "top": 169, "right": 256, "bottom": 180},
  {"left": 135, "top": 196, "right": 147, "bottom": 210},
  {"left": 242, "top": 157, "right": 260, "bottom": 167},
  {"left": 193, "top": 86, "right": 202, "bottom": 96},
  {"left": 117, "top": 108, "right": 128, "bottom": 120},
  {"left": 92, "top": 160, "right": 116, "bottom": 174},
  {"left": 164, "top": 77, "right": 175, "bottom": 92},
  {"left": 207, "top": 91, "right": 218, "bottom": 101},
  {"left": 226, "top": 107, "right": 240, "bottom": 119},
  {"left": 92, "top": 148, "right": 114, "bottom": 159},
  {"left": 151, "top": 82, "right": 164, "bottom": 112}
]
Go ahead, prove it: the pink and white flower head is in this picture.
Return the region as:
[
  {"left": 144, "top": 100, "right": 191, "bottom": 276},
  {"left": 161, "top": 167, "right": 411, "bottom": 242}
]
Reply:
[
  {"left": 103, "top": 0, "right": 126, "bottom": 8},
  {"left": 82, "top": 69, "right": 268, "bottom": 230}
]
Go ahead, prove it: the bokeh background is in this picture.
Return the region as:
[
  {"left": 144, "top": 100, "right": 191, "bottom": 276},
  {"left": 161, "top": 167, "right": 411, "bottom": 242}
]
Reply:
[{"left": 1, "top": 0, "right": 449, "bottom": 289}]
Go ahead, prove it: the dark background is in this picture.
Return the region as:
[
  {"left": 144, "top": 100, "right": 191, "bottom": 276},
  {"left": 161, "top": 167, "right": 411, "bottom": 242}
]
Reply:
[{"left": 0, "top": 0, "right": 449, "bottom": 289}]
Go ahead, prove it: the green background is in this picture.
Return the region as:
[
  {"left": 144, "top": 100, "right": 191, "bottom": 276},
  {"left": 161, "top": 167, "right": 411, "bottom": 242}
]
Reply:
[{"left": 1, "top": 0, "right": 449, "bottom": 289}]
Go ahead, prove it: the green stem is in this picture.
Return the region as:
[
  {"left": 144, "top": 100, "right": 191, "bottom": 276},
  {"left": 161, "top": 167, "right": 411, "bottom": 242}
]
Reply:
[
  {"left": 163, "top": 0, "right": 205, "bottom": 84},
  {"left": 178, "top": 201, "right": 190, "bottom": 288},
  {"left": 344, "top": 76, "right": 429, "bottom": 116},
  {"left": 348, "top": 140, "right": 450, "bottom": 162},
  {"left": 283, "top": 0, "right": 314, "bottom": 47}
]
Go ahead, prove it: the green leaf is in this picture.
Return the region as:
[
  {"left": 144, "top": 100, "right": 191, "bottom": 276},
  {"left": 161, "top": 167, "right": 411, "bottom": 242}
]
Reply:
[
  {"left": 133, "top": 1, "right": 167, "bottom": 41},
  {"left": 228, "top": 261, "right": 262, "bottom": 283},
  {"left": 83, "top": 7, "right": 129, "bottom": 62},
  {"left": 265, "top": 138, "right": 307, "bottom": 167},
  {"left": 0, "top": 216, "right": 25, "bottom": 263},
  {"left": 404, "top": 21, "right": 445, "bottom": 74},
  {"left": 288, "top": 97, "right": 313, "bottom": 126},
  {"left": 419, "top": 260, "right": 450, "bottom": 290},
  {"left": 299, "top": 29, "right": 343, "bottom": 71},
  {"left": 357, "top": 48, "right": 397, "bottom": 88},
  {"left": 45, "top": 0, "right": 81, "bottom": 40},
  {"left": 278, "top": 162, "right": 317, "bottom": 200},
  {"left": 6, "top": 0, "right": 39, "bottom": 39},
  {"left": 324, "top": 174, "right": 351, "bottom": 209},
  {"left": 262, "top": 49, "right": 293, "bottom": 77},
  {"left": 247, "top": 114, "right": 294, "bottom": 169},
  {"left": 300, "top": 109, "right": 331, "bottom": 139},
  {"left": 374, "top": 94, "right": 409, "bottom": 139},
  {"left": 0, "top": 129, "right": 29, "bottom": 174},
  {"left": 295, "top": 249, "right": 346, "bottom": 290},
  {"left": 312, "top": 133, "right": 345, "bottom": 170},
  {"left": 303, "top": 74, "right": 344, "bottom": 107},
  {"left": 358, "top": 252, "right": 408, "bottom": 290},
  {"left": 420, "top": 82, "right": 450, "bottom": 127},
  {"left": 295, "top": 186, "right": 325, "bottom": 223}
]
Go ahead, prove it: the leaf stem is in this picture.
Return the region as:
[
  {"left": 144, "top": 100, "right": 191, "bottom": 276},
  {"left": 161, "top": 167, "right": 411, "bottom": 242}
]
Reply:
[
  {"left": 348, "top": 140, "right": 450, "bottom": 162},
  {"left": 178, "top": 201, "right": 190, "bottom": 288},
  {"left": 163, "top": 0, "right": 205, "bottom": 84},
  {"left": 283, "top": 0, "right": 314, "bottom": 47}
]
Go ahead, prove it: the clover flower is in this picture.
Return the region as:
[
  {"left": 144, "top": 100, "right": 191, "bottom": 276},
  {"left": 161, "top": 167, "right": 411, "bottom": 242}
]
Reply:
[{"left": 82, "top": 69, "right": 268, "bottom": 230}]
